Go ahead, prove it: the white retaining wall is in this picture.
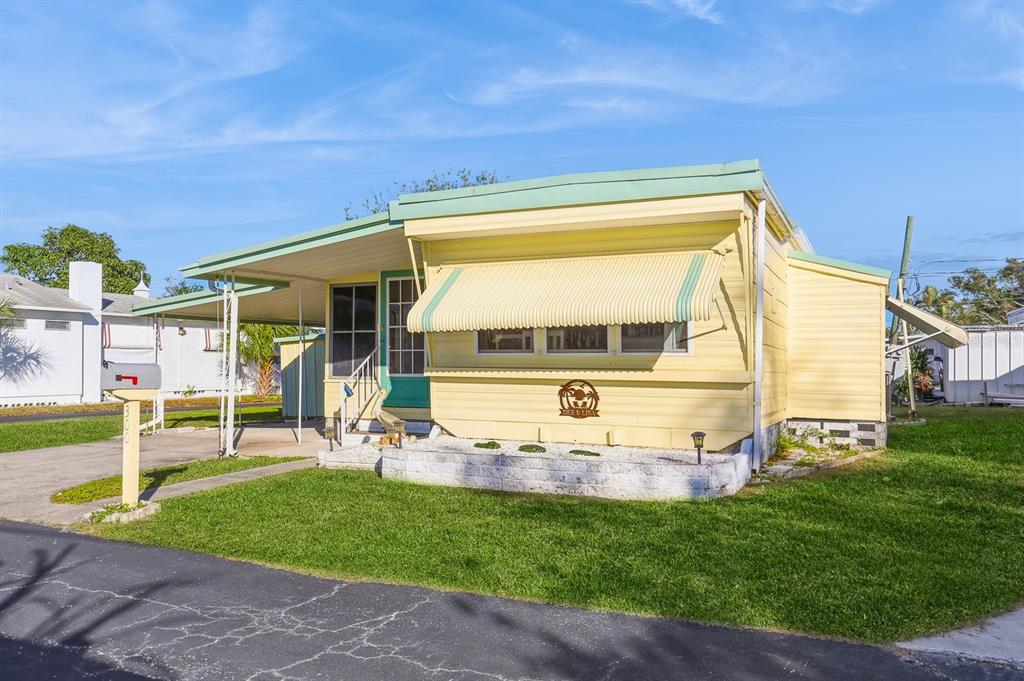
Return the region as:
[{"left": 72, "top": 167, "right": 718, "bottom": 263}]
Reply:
[{"left": 378, "top": 448, "right": 752, "bottom": 500}]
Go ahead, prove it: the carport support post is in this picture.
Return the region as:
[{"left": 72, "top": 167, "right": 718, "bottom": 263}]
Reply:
[
  {"left": 225, "top": 283, "right": 239, "bottom": 456},
  {"left": 297, "top": 283, "right": 303, "bottom": 445},
  {"left": 121, "top": 399, "right": 140, "bottom": 506}
]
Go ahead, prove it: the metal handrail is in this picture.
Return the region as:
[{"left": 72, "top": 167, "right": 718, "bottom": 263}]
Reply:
[{"left": 339, "top": 347, "right": 380, "bottom": 441}]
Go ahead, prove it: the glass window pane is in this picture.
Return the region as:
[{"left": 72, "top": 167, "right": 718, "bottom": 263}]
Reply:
[
  {"left": 353, "top": 331, "right": 376, "bottom": 365},
  {"left": 388, "top": 303, "right": 401, "bottom": 327},
  {"left": 401, "top": 303, "right": 412, "bottom": 325},
  {"left": 412, "top": 352, "right": 424, "bottom": 375},
  {"left": 674, "top": 323, "right": 689, "bottom": 351},
  {"left": 389, "top": 350, "right": 402, "bottom": 373},
  {"left": 547, "top": 326, "right": 607, "bottom": 353},
  {"left": 401, "top": 328, "right": 413, "bottom": 352},
  {"left": 412, "top": 332, "right": 424, "bottom": 350},
  {"left": 353, "top": 285, "right": 376, "bottom": 331},
  {"left": 621, "top": 323, "right": 666, "bottom": 353},
  {"left": 477, "top": 329, "right": 532, "bottom": 353},
  {"left": 332, "top": 287, "right": 353, "bottom": 332},
  {"left": 389, "top": 279, "right": 401, "bottom": 300},
  {"left": 401, "top": 278, "right": 413, "bottom": 302},
  {"left": 332, "top": 333, "right": 353, "bottom": 376},
  {"left": 389, "top": 327, "right": 401, "bottom": 351}
]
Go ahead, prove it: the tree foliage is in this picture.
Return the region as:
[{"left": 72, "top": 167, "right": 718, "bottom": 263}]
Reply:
[
  {"left": 1, "top": 224, "right": 149, "bottom": 295},
  {"left": 912, "top": 258, "right": 1023, "bottom": 325},
  {"left": 237, "top": 324, "right": 298, "bottom": 397},
  {"left": 163, "top": 277, "right": 205, "bottom": 297},
  {"left": 343, "top": 168, "right": 500, "bottom": 220}
]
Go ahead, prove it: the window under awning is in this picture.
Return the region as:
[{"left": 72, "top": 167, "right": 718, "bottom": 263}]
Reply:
[
  {"left": 407, "top": 250, "right": 725, "bottom": 334},
  {"left": 886, "top": 296, "right": 968, "bottom": 349}
]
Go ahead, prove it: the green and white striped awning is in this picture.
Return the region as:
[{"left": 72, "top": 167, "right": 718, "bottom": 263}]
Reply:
[{"left": 407, "top": 250, "right": 725, "bottom": 333}]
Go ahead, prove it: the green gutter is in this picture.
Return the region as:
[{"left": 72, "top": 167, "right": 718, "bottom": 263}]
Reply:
[
  {"left": 390, "top": 160, "right": 763, "bottom": 221},
  {"left": 788, "top": 251, "right": 891, "bottom": 280},
  {"left": 180, "top": 213, "right": 400, "bottom": 279}
]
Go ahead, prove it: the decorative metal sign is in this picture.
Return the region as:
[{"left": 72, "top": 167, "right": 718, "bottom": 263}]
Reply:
[{"left": 558, "top": 380, "right": 600, "bottom": 419}]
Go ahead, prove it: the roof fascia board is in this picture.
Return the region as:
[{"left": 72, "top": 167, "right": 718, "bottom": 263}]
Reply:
[
  {"left": 788, "top": 251, "right": 891, "bottom": 282},
  {"left": 390, "top": 161, "right": 763, "bottom": 221},
  {"left": 131, "top": 282, "right": 288, "bottom": 317},
  {"left": 12, "top": 305, "right": 90, "bottom": 314},
  {"left": 180, "top": 214, "right": 397, "bottom": 279}
]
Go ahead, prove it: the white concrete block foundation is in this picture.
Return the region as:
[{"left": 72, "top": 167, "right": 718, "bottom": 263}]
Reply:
[{"left": 378, "top": 445, "right": 752, "bottom": 500}]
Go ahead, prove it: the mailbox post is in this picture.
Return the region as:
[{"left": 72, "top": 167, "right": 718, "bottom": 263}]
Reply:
[{"left": 102, "top": 362, "right": 162, "bottom": 506}]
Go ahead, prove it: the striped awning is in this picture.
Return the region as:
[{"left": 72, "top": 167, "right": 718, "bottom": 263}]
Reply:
[{"left": 407, "top": 250, "right": 725, "bottom": 333}]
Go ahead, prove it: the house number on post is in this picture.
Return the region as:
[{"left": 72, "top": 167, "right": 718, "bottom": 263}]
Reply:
[{"left": 558, "top": 380, "right": 600, "bottom": 419}]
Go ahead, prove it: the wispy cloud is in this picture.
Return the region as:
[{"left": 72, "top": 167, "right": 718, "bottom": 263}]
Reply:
[
  {"left": 958, "top": 0, "right": 1024, "bottom": 39},
  {"left": 637, "top": 0, "right": 724, "bottom": 24},
  {"left": 786, "top": 0, "right": 881, "bottom": 15},
  {"left": 0, "top": 2, "right": 299, "bottom": 160}
]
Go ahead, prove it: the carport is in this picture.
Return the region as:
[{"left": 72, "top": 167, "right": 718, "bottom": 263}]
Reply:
[{"left": 132, "top": 213, "right": 418, "bottom": 455}]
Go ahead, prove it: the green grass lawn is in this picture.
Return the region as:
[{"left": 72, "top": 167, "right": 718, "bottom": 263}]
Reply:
[
  {"left": 52, "top": 455, "right": 303, "bottom": 504},
  {"left": 92, "top": 406, "right": 1024, "bottom": 643},
  {"left": 0, "top": 406, "right": 282, "bottom": 453}
]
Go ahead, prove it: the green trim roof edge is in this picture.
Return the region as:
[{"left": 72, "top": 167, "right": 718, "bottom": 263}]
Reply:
[
  {"left": 131, "top": 281, "right": 288, "bottom": 317},
  {"left": 390, "top": 159, "right": 763, "bottom": 221},
  {"left": 180, "top": 212, "right": 397, "bottom": 279},
  {"left": 788, "top": 251, "right": 891, "bottom": 280}
]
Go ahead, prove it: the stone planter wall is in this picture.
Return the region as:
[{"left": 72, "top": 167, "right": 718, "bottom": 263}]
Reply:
[{"left": 380, "top": 448, "right": 752, "bottom": 500}]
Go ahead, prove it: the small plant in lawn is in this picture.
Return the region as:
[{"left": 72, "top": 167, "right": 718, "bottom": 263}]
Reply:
[
  {"left": 518, "top": 444, "right": 546, "bottom": 453},
  {"left": 474, "top": 441, "right": 501, "bottom": 449},
  {"left": 570, "top": 449, "right": 600, "bottom": 456},
  {"left": 89, "top": 502, "right": 139, "bottom": 523}
]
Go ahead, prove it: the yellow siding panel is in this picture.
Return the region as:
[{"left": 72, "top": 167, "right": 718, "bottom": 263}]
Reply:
[
  {"left": 431, "top": 377, "right": 751, "bottom": 451},
  {"left": 787, "top": 261, "right": 886, "bottom": 422},
  {"left": 422, "top": 220, "right": 755, "bottom": 449}
]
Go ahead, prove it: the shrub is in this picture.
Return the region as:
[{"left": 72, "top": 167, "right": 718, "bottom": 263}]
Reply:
[
  {"left": 474, "top": 441, "right": 501, "bottom": 449},
  {"left": 570, "top": 449, "right": 600, "bottom": 457},
  {"left": 518, "top": 444, "right": 546, "bottom": 453}
]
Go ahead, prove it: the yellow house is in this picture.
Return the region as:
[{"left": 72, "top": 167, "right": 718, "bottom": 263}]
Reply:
[{"left": 134, "top": 160, "right": 957, "bottom": 470}]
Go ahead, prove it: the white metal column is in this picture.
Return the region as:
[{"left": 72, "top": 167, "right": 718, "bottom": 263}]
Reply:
[
  {"left": 225, "top": 281, "right": 239, "bottom": 456},
  {"left": 218, "top": 282, "right": 227, "bottom": 455},
  {"left": 297, "top": 283, "right": 303, "bottom": 445}
]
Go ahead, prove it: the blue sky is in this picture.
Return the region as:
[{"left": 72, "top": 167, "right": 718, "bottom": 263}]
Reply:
[{"left": 1, "top": 0, "right": 1021, "bottom": 295}]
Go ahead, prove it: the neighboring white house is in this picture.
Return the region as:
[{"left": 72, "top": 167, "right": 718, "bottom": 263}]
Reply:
[
  {"left": 1009, "top": 307, "right": 1024, "bottom": 326},
  {"left": 0, "top": 261, "right": 252, "bottom": 406}
]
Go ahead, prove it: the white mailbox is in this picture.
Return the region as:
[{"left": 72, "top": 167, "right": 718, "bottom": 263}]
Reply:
[{"left": 101, "top": 361, "right": 162, "bottom": 392}]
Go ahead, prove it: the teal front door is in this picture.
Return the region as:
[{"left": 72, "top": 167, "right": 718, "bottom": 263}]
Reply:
[{"left": 381, "top": 271, "right": 429, "bottom": 409}]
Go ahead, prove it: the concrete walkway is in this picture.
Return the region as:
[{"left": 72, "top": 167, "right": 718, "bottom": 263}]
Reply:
[
  {"left": 2, "top": 520, "right": 1016, "bottom": 681},
  {"left": 900, "top": 606, "right": 1024, "bottom": 668},
  {"left": 0, "top": 425, "right": 328, "bottom": 525}
]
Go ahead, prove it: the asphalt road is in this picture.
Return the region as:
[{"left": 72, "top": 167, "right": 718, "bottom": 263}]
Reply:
[{"left": 0, "top": 521, "right": 1019, "bottom": 681}]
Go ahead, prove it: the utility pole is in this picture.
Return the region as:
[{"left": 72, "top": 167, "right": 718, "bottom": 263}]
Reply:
[{"left": 894, "top": 216, "right": 916, "bottom": 419}]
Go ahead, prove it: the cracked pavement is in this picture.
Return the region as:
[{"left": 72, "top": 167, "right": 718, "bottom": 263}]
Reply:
[{"left": 1, "top": 521, "right": 1020, "bottom": 681}]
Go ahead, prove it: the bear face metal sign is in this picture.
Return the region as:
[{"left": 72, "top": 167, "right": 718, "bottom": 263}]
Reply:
[{"left": 558, "top": 380, "right": 600, "bottom": 419}]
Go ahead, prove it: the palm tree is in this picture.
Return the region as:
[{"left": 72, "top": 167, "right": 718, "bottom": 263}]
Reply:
[
  {"left": 0, "top": 297, "right": 14, "bottom": 321},
  {"left": 236, "top": 324, "right": 299, "bottom": 397}
]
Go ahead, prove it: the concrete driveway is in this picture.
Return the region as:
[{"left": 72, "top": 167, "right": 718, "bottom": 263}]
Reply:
[
  {"left": 0, "top": 425, "right": 325, "bottom": 525},
  {"left": 3, "top": 521, "right": 1017, "bottom": 681}
]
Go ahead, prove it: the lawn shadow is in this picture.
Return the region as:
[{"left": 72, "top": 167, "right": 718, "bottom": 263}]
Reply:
[{"left": 0, "top": 523, "right": 191, "bottom": 680}]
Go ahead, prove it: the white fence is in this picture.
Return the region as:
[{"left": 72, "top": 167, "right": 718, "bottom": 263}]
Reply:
[{"left": 921, "top": 326, "right": 1024, "bottom": 404}]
